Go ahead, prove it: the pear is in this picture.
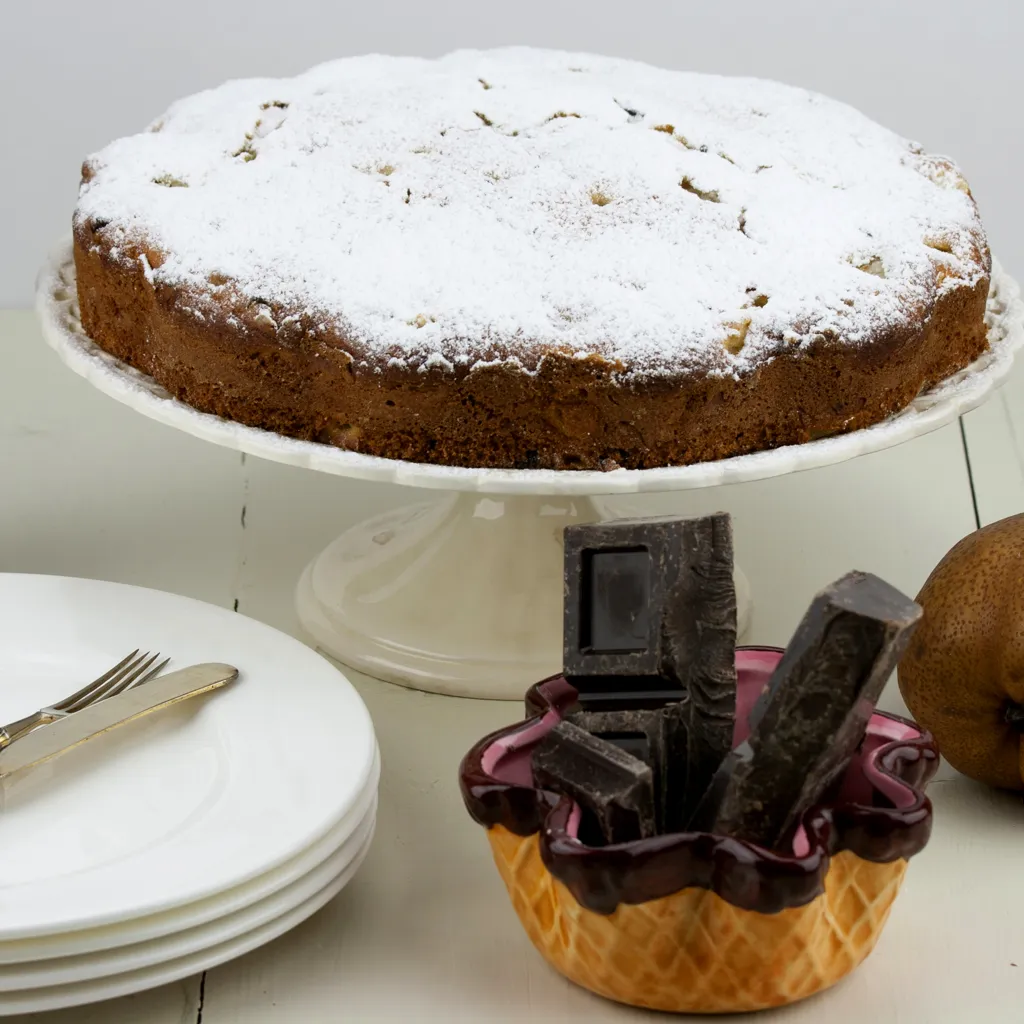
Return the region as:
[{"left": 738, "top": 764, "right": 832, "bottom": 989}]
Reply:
[{"left": 898, "top": 513, "right": 1024, "bottom": 789}]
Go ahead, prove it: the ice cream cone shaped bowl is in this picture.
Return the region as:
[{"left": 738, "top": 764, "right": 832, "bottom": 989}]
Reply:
[{"left": 459, "top": 647, "right": 938, "bottom": 1014}]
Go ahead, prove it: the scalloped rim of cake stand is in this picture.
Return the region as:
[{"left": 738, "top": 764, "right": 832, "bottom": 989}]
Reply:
[{"left": 37, "top": 237, "right": 1024, "bottom": 498}]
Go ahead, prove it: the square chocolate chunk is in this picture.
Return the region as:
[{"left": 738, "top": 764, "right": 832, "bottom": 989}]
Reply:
[{"left": 532, "top": 720, "right": 657, "bottom": 844}]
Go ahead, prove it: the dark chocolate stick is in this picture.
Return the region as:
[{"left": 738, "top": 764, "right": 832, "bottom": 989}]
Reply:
[
  {"left": 657, "top": 701, "right": 691, "bottom": 834},
  {"left": 686, "top": 745, "right": 743, "bottom": 834},
  {"left": 671, "top": 513, "right": 737, "bottom": 823},
  {"left": 705, "top": 571, "right": 922, "bottom": 849},
  {"left": 532, "top": 720, "right": 656, "bottom": 845}
]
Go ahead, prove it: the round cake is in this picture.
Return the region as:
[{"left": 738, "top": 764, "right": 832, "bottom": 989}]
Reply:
[{"left": 73, "top": 48, "right": 991, "bottom": 470}]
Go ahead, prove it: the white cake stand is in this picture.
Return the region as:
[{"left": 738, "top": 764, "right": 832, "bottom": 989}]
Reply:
[{"left": 38, "top": 238, "right": 1024, "bottom": 698}]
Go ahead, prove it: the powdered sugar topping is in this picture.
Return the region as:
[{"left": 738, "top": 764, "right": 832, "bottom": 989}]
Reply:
[{"left": 75, "top": 48, "right": 989, "bottom": 378}]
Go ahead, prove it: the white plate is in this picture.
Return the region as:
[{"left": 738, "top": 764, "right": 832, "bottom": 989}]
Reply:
[
  {"left": 0, "top": 748, "right": 379, "bottom": 964},
  {"left": 0, "top": 574, "right": 377, "bottom": 940},
  {"left": 37, "top": 238, "right": 1024, "bottom": 496},
  {"left": 0, "top": 795, "right": 376, "bottom": 991},
  {"left": 0, "top": 818, "right": 375, "bottom": 1016}
]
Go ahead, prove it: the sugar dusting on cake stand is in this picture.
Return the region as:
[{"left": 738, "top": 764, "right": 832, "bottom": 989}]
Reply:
[{"left": 37, "top": 238, "right": 1024, "bottom": 698}]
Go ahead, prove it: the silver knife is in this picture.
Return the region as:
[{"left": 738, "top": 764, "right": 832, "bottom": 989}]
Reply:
[{"left": 0, "top": 663, "right": 239, "bottom": 778}]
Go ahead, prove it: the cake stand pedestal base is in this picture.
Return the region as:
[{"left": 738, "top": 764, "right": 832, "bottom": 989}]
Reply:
[{"left": 295, "top": 492, "right": 752, "bottom": 699}]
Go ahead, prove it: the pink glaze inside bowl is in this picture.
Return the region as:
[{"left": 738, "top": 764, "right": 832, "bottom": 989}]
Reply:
[
  {"left": 482, "top": 648, "right": 924, "bottom": 857},
  {"left": 481, "top": 708, "right": 558, "bottom": 784}
]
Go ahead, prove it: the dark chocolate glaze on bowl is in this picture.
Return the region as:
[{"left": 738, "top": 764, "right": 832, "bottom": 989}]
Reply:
[{"left": 459, "top": 648, "right": 937, "bottom": 916}]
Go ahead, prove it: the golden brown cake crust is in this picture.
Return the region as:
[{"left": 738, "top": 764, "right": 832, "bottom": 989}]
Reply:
[{"left": 72, "top": 220, "right": 990, "bottom": 471}]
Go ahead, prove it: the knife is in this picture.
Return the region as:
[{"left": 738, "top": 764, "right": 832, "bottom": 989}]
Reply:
[{"left": 0, "top": 663, "right": 239, "bottom": 778}]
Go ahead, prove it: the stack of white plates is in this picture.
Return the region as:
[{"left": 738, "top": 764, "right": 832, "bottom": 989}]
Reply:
[{"left": 0, "top": 574, "right": 379, "bottom": 1015}]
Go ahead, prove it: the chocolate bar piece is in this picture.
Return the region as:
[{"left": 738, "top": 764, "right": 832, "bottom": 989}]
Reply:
[
  {"left": 686, "top": 745, "right": 743, "bottom": 834},
  {"left": 567, "top": 708, "right": 662, "bottom": 833},
  {"left": 568, "top": 703, "right": 693, "bottom": 835},
  {"left": 658, "top": 701, "right": 692, "bottom": 834},
  {"left": 705, "top": 571, "right": 922, "bottom": 848},
  {"left": 567, "top": 709, "right": 660, "bottom": 762},
  {"left": 560, "top": 679, "right": 688, "bottom": 711},
  {"left": 562, "top": 513, "right": 738, "bottom": 822},
  {"left": 532, "top": 720, "right": 656, "bottom": 845}
]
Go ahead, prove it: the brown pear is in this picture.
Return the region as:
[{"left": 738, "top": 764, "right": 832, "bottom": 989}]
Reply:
[{"left": 898, "top": 513, "right": 1024, "bottom": 790}]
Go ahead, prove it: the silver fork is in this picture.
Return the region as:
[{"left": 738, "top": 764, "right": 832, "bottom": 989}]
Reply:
[{"left": 0, "top": 651, "right": 170, "bottom": 750}]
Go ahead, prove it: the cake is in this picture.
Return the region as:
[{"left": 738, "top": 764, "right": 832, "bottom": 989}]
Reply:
[{"left": 73, "top": 48, "right": 991, "bottom": 470}]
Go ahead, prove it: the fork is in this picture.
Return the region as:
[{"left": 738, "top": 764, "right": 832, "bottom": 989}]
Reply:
[{"left": 0, "top": 651, "right": 170, "bottom": 750}]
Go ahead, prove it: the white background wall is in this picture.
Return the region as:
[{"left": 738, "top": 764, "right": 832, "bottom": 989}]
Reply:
[{"left": 1, "top": 0, "right": 1021, "bottom": 307}]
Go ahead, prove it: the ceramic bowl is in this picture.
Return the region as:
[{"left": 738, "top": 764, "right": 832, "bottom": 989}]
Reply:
[{"left": 459, "top": 647, "right": 938, "bottom": 1014}]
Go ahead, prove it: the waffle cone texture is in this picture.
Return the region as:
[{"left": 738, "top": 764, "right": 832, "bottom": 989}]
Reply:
[
  {"left": 460, "top": 666, "right": 937, "bottom": 1015},
  {"left": 488, "top": 825, "right": 906, "bottom": 1014}
]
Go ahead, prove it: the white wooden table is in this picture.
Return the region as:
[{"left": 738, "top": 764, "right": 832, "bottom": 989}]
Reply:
[{"left": 1, "top": 308, "right": 1022, "bottom": 1022}]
